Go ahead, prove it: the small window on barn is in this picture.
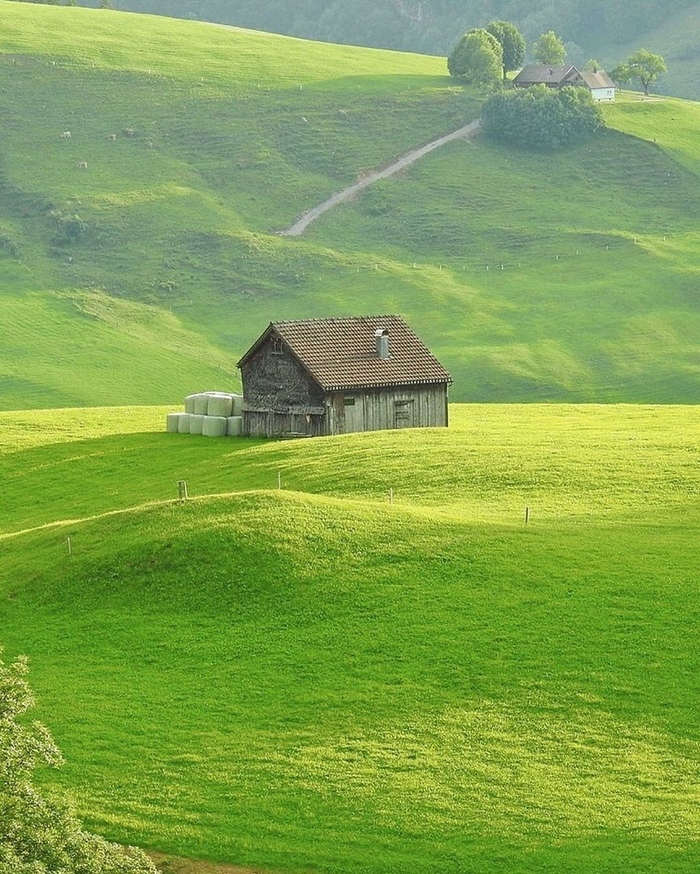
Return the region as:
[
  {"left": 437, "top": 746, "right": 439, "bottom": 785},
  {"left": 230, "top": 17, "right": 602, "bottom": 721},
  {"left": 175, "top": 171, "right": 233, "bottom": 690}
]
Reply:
[
  {"left": 271, "top": 337, "right": 284, "bottom": 355},
  {"left": 343, "top": 396, "right": 356, "bottom": 406}
]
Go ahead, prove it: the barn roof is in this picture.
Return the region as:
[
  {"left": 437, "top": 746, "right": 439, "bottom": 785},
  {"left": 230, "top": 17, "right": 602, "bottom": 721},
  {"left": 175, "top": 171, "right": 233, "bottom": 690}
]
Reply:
[{"left": 237, "top": 315, "right": 452, "bottom": 391}]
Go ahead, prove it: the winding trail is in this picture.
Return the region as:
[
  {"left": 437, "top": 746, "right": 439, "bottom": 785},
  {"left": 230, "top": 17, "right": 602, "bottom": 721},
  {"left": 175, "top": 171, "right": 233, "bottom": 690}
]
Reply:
[{"left": 280, "top": 118, "right": 481, "bottom": 236}]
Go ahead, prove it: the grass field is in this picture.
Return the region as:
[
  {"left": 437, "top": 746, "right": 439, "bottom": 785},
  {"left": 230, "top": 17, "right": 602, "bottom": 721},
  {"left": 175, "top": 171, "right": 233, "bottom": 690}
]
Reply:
[
  {"left": 2, "top": 6, "right": 698, "bottom": 873},
  {"left": 2, "top": 405, "right": 700, "bottom": 872},
  {"left": 0, "top": 5, "right": 698, "bottom": 408}
]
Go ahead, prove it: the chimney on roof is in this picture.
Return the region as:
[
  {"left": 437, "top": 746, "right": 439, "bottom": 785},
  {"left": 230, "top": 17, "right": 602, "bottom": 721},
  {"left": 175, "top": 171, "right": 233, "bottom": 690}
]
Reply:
[{"left": 375, "top": 327, "right": 389, "bottom": 359}]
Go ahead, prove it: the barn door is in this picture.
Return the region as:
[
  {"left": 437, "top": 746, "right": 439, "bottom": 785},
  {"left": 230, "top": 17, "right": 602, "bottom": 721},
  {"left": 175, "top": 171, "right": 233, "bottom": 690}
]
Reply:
[
  {"left": 393, "top": 398, "right": 415, "bottom": 428},
  {"left": 342, "top": 395, "right": 365, "bottom": 433}
]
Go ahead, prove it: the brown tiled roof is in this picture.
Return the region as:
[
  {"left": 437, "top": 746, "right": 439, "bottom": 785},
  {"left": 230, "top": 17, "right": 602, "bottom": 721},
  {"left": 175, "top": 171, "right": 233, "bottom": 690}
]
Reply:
[{"left": 238, "top": 315, "right": 452, "bottom": 391}]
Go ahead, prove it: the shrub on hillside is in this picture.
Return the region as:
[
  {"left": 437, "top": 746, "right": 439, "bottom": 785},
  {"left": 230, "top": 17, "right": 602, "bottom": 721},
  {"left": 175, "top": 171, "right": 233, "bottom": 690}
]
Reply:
[
  {"left": 482, "top": 85, "right": 605, "bottom": 150},
  {"left": 50, "top": 210, "right": 88, "bottom": 245}
]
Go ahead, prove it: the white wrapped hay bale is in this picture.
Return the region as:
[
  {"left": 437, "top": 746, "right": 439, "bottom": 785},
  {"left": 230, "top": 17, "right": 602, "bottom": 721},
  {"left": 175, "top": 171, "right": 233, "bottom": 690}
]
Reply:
[
  {"left": 231, "top": 393, "right": 244, "bottom": 416},
  {"left": 193, "top": 393, "right": 210, "bottom": 415},
  {"left": 189, "top": 414, "right": 205, "bottom": 435},
  {"left": 184, "top": 393, "right": 198, "bottom": 414},
  {"left": 202, "top": 416, "right": 227, "bottom": 437},
  {"left": 178, "top": 413, "right": 193, "bottom": 434},
  {"left": 226, "top": 415, "right": 243, "bottom": 437},
  {"left": 166, "top": 413, "right": 183, "bottom": 433},
  {"left": 207, "top": 392, "right": 233, "bottom": 418}
]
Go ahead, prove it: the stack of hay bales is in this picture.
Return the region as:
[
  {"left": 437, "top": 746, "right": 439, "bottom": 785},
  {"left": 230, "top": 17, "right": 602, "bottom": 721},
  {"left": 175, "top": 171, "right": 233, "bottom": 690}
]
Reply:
[{"left": 166, "top": 392, "right": 244, "bottom": 437}]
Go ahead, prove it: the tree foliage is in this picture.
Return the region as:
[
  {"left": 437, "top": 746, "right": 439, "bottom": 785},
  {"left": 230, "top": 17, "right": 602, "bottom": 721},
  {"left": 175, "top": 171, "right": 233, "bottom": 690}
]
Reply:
[
  {"left": 447, "top": 28, "right": 503, "bottom": 89},
  {"left": 612, "top": 48, "right": 667, "bottom": 94},
  {"left": 533, "top": 30, "right": 567, "bottom": 65},
  {"left": 482, "top": 84, "right": 604, "bottom": 151},
  {"left": 485, "top": 20, "right": 525, "bottom": 79},
  {"left": 0, "top": 651, "right": 157, "bottom": 874}
]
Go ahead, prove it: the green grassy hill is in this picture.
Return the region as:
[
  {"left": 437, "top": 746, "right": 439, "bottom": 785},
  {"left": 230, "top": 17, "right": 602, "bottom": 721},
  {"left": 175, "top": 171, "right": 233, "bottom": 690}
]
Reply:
[
  {"left": 2, "top": 405, "right": 700, "bottom": 872},
  {"left": 106, "top": 0, "right": 700, "bottom": 102},
  {"left": 0, "top": 4, "right": 698, "bottom": 409}
]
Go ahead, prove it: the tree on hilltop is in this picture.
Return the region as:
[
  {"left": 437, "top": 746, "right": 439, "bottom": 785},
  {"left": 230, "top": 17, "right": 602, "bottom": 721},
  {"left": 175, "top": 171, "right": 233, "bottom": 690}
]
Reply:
[
  {"left": 447, "top": 28, "right": 503, "bottom": 89},
  {"left": 533, "top": 31, "right": 567, "bottom": 65},
  {"left": 0, "top": 650, "right": 157, "bottom": 874},
  {"left": 485, "top": 20, "right": 525, "bottom": 80},
  {"left": 612, "top": 48, "right": 667, "bottom": 94}
]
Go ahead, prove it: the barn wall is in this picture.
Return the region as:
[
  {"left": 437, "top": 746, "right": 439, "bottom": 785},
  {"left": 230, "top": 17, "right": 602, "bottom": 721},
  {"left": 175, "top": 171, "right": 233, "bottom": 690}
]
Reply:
[
  {"left": 243, "top": 410, "right": 326, "bottom": 438},
  {"left": 327, "top": 385, "right": 448, "bottom": 434},
  {"left": 241, "top": 340, "right": 324, "bottom": 410}
]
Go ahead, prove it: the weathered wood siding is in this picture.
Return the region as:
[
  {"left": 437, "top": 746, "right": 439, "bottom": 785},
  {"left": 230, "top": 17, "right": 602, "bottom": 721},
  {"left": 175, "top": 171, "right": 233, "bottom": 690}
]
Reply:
[
  {"left": 241, "top": 340, "right": 325, "bottom": 410},
  {"left": 327, "top": 385, "right": 448, "bottom": 435},
  {"left": 243, "top": 409, "right": 326, "bottom": 438},
  {"left": 240, "top": 338, "right": 328, "bottom": 436}
]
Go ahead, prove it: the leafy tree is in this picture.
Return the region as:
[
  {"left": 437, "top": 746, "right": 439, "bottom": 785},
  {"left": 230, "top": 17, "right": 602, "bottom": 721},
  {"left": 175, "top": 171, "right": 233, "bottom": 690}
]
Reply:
[
  {"left": 615, "top": 48, "right": 667, "bottom": 94},
  {"left": 533, "top": 30, "right": 567, "bottom": 65},
  {"left": 0, "top": 650, "right": 157, "bottom": 874},
  {"left": 447, "top": 28, "right": 503, "bottom": 89},
  {"left": 485, "top": 20, "right": 525, "bottom": 80},
  {"left": 482, "top": 83, "right": 604, "bottom": 150},
  {"left": 609, "top": 62, "right": 633, "bottom": 87}
]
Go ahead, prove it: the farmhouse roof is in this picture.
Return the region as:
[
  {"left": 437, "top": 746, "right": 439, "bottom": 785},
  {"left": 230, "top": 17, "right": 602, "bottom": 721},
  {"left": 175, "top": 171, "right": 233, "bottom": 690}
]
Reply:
[
  {"left": 578, "top": 69, "right": 615, "bottom": 89},
  {"left": 513, "top": 65, "right": 614, "bottom": 91},
  {"left": 238, "top": 315, "right": 452, "bottom": 391},
  {"left": 512, "top": 65, "right": 578, "bottom": 87}
]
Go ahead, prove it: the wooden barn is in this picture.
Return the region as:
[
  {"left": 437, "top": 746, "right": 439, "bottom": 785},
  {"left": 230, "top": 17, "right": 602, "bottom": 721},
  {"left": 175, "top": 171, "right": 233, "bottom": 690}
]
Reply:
[{"left": 237, "top": 315, "right": 452, "bottom": 437}]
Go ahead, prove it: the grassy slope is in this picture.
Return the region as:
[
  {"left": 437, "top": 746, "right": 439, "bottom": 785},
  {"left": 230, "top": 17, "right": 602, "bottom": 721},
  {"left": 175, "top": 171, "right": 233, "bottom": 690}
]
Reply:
[
  {"left": 599, "top": 4, "right": 700, "bottom": 101},
  {"left": 0, "top": 6, "right": 698, "bottom": 407},
  {"left": 2, "top": 406, "right": 700, "bottom": 872},
  {"left": 91, "top": 0, "right": 700, "bottom": 104}
]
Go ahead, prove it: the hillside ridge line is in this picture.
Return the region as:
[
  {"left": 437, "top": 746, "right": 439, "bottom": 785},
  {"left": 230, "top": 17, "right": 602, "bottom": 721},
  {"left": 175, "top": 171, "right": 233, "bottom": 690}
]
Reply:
[{"left": 280, "top": 118, "right": 481, "bottom": 236}]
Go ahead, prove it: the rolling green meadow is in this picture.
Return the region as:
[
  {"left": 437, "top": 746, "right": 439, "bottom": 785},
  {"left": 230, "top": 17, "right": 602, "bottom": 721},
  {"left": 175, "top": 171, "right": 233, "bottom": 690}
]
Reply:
[
  {"left": 1, "top": 5, "right": 700, "bottom": 873},
  {"left": 0, "top": 4, "right": 698, "bottom": 407},
  {"left": 2, "top": 404, "right": 700, "bottom": 872}
]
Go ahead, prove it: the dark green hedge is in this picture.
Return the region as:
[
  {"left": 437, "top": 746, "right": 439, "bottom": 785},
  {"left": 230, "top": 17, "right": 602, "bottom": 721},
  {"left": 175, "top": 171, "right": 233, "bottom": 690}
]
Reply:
[{"left": 482, "top": 84, "right": 605, "bottom": 150}]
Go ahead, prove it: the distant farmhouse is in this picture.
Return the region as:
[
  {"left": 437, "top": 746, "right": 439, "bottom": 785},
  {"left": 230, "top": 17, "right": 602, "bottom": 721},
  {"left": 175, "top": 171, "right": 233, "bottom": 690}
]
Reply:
[
  {"left": 237, "top": 315, "right": 452, "bottom": 438},
  {"left": 513, "top": 65, "right": 616, "bottom": 101}
]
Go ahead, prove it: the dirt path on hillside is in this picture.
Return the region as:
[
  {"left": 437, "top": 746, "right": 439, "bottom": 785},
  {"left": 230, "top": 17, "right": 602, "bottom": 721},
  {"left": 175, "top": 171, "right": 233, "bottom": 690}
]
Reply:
[
  {"left": 149, "top": 850, "right": 270, "bottom": 874},
  {"left": 280, "top": 118, "right": 481, "bottom": 236}
]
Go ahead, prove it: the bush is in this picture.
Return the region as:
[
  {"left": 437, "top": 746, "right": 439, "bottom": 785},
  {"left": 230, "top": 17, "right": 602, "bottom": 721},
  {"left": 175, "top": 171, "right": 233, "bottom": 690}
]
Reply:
[
  {"left": 482, "top": 85, "right": 605, "bottom": 150},
  {"left": 50, "top": 211, "right": 88, "bottom": 245}
]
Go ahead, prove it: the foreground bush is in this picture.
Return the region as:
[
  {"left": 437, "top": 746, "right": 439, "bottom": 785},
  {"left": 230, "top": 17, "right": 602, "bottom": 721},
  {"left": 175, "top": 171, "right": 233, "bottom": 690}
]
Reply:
[
  {"left": 482, "top": 84, "right": 604, "bottom": 150},
  {"left": 0, "top": 651, "right": 157, "bottom": 874}
]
